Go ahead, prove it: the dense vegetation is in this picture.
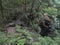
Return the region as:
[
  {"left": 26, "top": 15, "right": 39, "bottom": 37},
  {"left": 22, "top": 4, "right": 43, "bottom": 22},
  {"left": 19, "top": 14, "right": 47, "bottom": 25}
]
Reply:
[{"left": 0, "top": 0, "right": 60, "bottom": 45}]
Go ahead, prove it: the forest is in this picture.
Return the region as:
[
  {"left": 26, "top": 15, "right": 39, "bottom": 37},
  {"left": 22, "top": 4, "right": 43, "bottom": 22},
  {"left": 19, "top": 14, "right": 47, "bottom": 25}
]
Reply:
[{"left": 0, "top": 0, "right": 60, "bottom": 45}]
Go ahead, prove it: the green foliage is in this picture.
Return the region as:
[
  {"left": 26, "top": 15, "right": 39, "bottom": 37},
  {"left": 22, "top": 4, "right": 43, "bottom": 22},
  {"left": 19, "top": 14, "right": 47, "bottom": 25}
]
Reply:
[
  {"left": 43, "top": 7, "right": 57, "bottom": 22},
  {"left": 0, "top": 0, "right": 60, "bottom": 45},
  {"left": 32, "top": 37, "right": 58, "bottom": 45},
  {"left": 0, "top": 25, "right": 60, "bottom": 45},
  {"left": 17, "top": 39, "right": 26, "bottom": 45},
  {"left": 43, "top": 7, "right": 57, "bottom": 15}
]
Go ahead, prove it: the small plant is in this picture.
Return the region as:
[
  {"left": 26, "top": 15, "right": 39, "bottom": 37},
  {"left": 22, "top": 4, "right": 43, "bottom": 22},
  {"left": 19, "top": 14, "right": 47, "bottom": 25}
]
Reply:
[{"left": 17, "top": 39, "right": 26, "bottom": 45}]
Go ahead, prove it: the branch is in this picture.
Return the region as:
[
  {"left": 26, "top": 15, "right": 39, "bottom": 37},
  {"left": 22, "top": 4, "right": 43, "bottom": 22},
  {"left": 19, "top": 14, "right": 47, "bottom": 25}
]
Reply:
[
  {"left": 0, "top": 0, "right": 3, "bottom": 17},
  {"left": 24, "top": 0, "right": 27, "bottom": 12},
  {"left": 29, "top": 0, "right": 36, "bottom": 15}
]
